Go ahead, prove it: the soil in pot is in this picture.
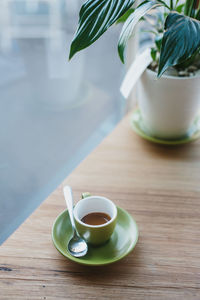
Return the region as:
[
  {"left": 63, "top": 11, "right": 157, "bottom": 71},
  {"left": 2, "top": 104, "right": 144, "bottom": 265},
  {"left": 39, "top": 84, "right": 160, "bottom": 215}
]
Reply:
[{"left": 149, "top": 60, "right": 200, "bottom": 78}]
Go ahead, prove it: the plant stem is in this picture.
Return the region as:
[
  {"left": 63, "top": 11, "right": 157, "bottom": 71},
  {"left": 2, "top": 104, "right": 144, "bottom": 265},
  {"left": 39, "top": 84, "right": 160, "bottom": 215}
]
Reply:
[
  {"left": 184, "top": 0, "right": 190, "bottom": 15},
  {"left": 184, "top": 0, "right": 193, "bottom": 16},
  {"left": 191, "top": 0, "right": 196, "bottom": 17},
  {"left": 170, "top": 0, "right": 173, "bottom": 10},
  {"left": 196, "top": 0, "right": 200, "bottom": 19},
  {"left": 196, "top": 8, "right": 200, "bottom": 20},
  {"left": 184, "top": 0, "right": 199, "bottom": 17},
  {"left": 192, "top": 0, "right": 200, "bottom": 17}
]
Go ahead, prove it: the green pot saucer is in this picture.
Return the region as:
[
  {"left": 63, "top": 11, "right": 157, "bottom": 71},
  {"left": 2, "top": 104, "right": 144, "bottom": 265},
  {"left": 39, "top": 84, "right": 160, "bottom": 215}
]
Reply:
[
  {"left": 52, "top": 206, "right": 138, "bottom": 266},
  {"left": 131, "top": 108, "right": 200, "bottom": 145}
]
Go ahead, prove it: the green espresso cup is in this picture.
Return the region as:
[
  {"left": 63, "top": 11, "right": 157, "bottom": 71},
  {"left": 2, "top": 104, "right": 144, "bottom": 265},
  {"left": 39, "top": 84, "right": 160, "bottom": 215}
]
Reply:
[{"left": 73, "top": 195, "right": 117, "bottom": 246}]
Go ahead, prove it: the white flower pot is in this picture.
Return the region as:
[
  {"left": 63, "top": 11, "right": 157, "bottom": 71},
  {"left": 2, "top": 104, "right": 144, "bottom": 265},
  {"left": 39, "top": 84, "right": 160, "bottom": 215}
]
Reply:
[{"left": 138, "top": 68, "right": 200, "bottom": 139}]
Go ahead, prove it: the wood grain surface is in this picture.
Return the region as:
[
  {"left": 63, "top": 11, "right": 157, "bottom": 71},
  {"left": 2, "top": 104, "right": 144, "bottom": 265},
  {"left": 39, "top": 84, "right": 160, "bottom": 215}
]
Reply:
[{"left": 0, "top": 112, "right": 200, "bottom": 299}]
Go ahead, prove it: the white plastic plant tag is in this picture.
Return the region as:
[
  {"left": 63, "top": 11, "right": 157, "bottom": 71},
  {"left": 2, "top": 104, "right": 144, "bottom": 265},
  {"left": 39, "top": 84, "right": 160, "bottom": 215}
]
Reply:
[{"left": 120, "top": 48, "right": 152, "bottom": 99}]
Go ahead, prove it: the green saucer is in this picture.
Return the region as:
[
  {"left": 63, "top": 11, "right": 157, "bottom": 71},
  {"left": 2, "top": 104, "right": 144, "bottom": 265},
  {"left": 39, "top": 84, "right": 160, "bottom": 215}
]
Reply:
[
  {"left": 52, "top": 206, "right": 138, "bottom": 266},
  {"left": 131, "top": 108, "right": 200, "bottom": 145}
]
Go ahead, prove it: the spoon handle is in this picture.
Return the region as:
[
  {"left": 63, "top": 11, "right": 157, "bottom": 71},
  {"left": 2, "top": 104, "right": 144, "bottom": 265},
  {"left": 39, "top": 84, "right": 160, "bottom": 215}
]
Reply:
[{"left": 63, "top": 186, "right": 75, "bottom": 231}]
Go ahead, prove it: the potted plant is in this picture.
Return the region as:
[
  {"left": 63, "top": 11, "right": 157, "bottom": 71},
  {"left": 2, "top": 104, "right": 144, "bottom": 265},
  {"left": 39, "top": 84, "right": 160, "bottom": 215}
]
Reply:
[{"left": 69, "top": 0, "right": 200, "bottom": 140}]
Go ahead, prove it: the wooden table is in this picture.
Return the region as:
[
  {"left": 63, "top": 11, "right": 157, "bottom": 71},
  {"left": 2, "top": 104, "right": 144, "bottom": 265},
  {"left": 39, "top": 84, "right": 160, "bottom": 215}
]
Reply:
[{"left": 1, "top": 113, "right": 200, "bottom": 299}]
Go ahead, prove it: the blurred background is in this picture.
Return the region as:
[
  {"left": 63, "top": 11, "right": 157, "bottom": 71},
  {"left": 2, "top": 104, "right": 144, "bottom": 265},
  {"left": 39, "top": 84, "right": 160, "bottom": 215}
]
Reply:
[{"left": 0, "top": 0, "right": 127, "bottom": 244}]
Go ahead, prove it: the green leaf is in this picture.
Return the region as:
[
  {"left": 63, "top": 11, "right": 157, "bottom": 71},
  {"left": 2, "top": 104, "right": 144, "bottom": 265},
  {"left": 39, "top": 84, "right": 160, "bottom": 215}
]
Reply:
[
  {"left": 151, "top": 48, "right": 157, "bottom": 61},
  {"left": 116, "top": 8, "right": 135, "bottom": 23},
  {"left": 176, "top": 4, "right": 184, "bottom": 13},
  {"left": 155, "top": 35, "right": 162, "bottom": 51},
  {"left": 69, "top": 0, "right": 135, "bottom": 60},
  {"left": 118, "top": 1, "right": 162, "bottom": 63},
  {"left": 158, "top": 12, "right": 200, "bottom": 77}
]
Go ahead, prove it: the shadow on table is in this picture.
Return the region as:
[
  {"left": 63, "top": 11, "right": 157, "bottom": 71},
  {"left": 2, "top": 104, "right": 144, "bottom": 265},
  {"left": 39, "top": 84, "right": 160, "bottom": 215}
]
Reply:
[
  {"left": 138, "top": 137, "right": 199, "bottom": 162},
  {"left": 62, "top": 244, "right": 141, "bottom": 284}
]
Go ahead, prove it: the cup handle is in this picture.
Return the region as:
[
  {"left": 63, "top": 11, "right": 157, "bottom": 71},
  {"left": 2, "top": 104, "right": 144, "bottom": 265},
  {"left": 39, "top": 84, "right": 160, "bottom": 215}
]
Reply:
[{"left": 81, "top": 192, "right": 91, "bottom": 199}]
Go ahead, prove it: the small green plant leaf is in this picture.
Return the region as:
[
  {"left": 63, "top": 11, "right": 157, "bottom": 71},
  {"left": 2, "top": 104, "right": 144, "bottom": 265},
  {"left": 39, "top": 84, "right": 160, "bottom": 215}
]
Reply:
[
  {"left": 158, "top": 12, "right": 200, "bottom": 77},
  {"left": 116, "top": 8, "right": 135, "bottom": 24},
  {"left": 151, "top": 48, "right": 157, "bottom": 61},
  {"left": 176, "top": 4, "right": 184, "bottom": 13},
  {"left": 118, "top": 1, "right": 162, "bottom": 63},
  {"left": 69, "top": 0, "right": 135, "bottom": 60},
  {"left": 155, "top": 35, "right": 162, "bottom": 51}
]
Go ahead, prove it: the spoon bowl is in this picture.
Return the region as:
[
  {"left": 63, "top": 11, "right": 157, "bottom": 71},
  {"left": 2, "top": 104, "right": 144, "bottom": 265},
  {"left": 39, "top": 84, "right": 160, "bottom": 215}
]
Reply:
[
  {"left": 63, "top": 186, "right": 88, "bottom": 257},
  {"left": 68, "top": 232, "right": 88, "bottom": 257}
]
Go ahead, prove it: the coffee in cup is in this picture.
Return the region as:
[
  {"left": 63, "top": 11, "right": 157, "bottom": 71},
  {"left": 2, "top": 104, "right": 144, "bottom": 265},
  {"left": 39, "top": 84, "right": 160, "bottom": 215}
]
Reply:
[{"left": 73, "top": 195, "right": 117, "bottom": 246}]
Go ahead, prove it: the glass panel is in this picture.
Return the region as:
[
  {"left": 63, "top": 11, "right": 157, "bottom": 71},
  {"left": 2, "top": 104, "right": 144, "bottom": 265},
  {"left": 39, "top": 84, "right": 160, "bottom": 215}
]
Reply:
[{"left": 0, "top": 0, "right": 125, "bottom": 244}]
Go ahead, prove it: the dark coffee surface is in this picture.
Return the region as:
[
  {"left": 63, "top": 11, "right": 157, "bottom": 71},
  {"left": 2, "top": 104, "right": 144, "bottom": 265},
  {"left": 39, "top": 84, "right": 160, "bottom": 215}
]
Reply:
[{"left": 81, "top": 212, "right": 111, "bottom": 225}]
